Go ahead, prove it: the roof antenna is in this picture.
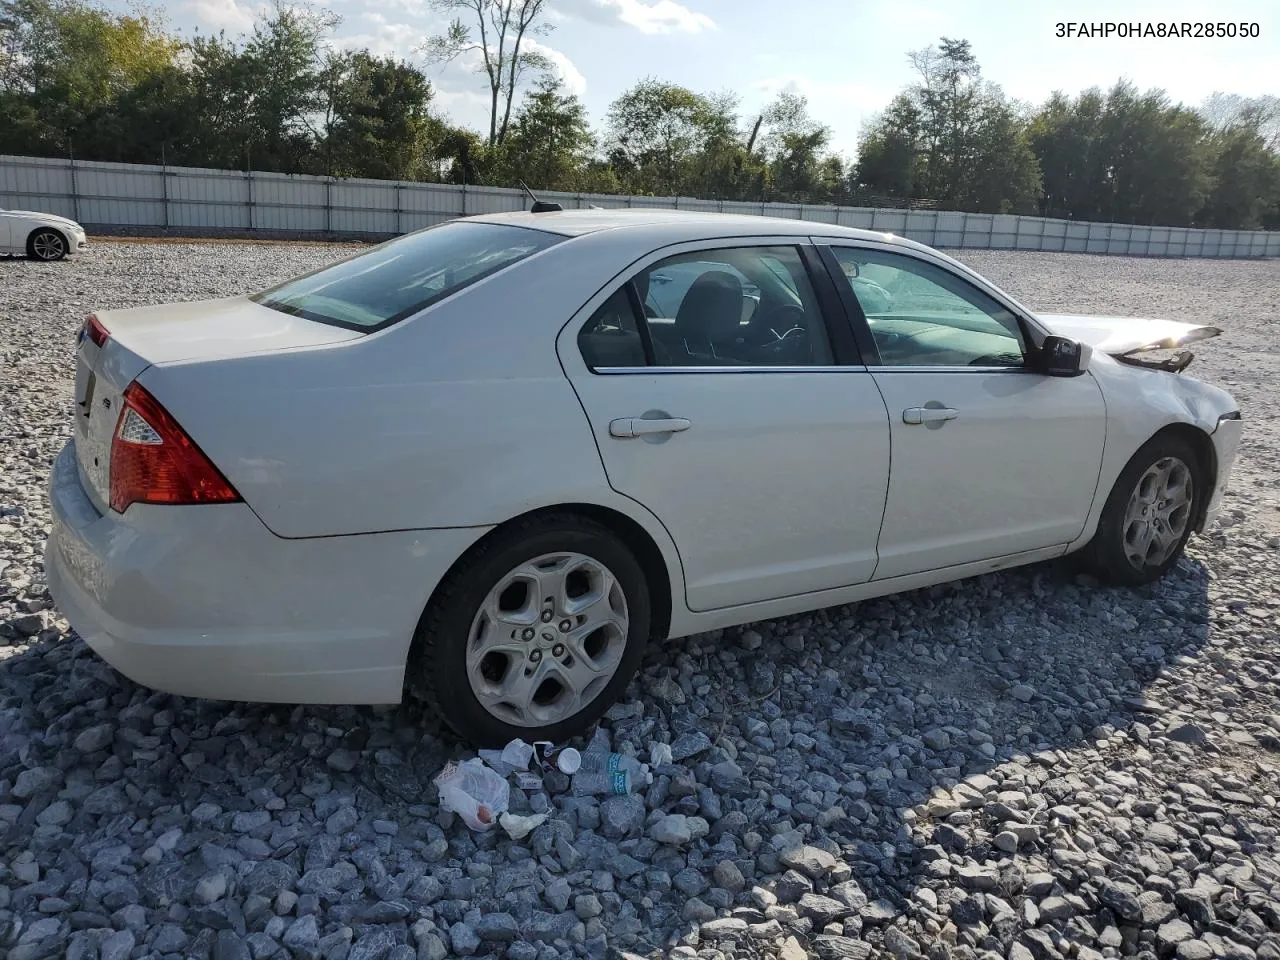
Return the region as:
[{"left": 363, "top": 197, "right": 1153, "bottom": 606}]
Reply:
[{"left": 518, "top": 180, "right": 563, "bottom": 214}]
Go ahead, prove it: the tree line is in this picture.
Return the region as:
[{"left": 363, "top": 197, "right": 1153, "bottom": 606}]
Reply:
[{"left": 2, "top": 0, "right": 1278, "bottom": 229}]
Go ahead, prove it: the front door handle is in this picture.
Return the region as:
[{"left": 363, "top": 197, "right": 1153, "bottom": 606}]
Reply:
[
  {"left": 903, "top": 407, "right": 958, "bottom": 425},
  {"left": 609, "top": 417, "right": 691, "bottom": 438}
]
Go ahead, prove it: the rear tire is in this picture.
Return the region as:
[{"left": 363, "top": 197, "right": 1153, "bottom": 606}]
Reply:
[
  {"left": 410, "top": 514, "right": 651, "bottom": 747},
  {"left": 28, "top": 228, "right": 68, "bottom": 261},
  {"left": 1082, "top": 434, "right": 1204, "bottom": 586}
]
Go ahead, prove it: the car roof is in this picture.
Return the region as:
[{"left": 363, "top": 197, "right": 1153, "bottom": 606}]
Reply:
[{"left": 468, "top": 208, "right": 934, "bottom": 251}]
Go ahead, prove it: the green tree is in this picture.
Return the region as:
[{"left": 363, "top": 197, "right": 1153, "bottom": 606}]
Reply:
[
  {"left": 0, "top": 0, "right": 179, "bottom": 155},
  {"left": 606, "top": 78, "right": 725, "bottom": 195},
  {"left": 422, "top": 0, "right": 551, "bottom": 147},
  {"left": 1198, "top": 121, "right": 1280, "bottom": 229},
  {"left": 686, "top": 91, "right": 755, "bottom": 200},
  {"left": 855, "top": 38, "right": 1040, "bottom": 212},
  {"left": 853, "top": 94, "right": 921, "bottom": 199},
  {"left": 1098, "top": 82, "right": 1210, "bottom": 225},
  {"left": 498, "top": 76, "right": 593, "bottom": 190},
  {"left": 321, "top": 51, "right": 435, "bottom": 180},
  {"left": 1027, "top": 89, "right": 1106, "bottom": 218},
  {"left": 756, "top": 91, "right": 840, "bottom": 201},
  {"left": 243, "top": 4, "right": 338, "bottom": 172}
]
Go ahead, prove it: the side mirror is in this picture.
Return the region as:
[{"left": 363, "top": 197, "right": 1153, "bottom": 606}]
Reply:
[{"left": 1039, "top": 335, "right": 1088, "bottom": 377}]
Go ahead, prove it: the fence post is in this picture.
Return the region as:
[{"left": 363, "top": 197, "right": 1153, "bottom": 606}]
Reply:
[
  {"left": 68, "top": 149, "right": 80, "bottom": 223},
  {"left": 461, "top": 182, "right": 467, "bottom": 217},
  {"left": 161, "top": 151, "right": 169, "bottom": 230},
  {"left": 396, "top": 183, "right": 403, "bottom": 234},
  {"left": 246, "top": 170, "right": 254, "bottom": 231},
  {"left": 325, "top": 177, "right": 332, "bottom": 236}
]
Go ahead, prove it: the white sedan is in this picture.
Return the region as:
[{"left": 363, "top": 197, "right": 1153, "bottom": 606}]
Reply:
[
  {"left": 45, "top": 210, "right": 1242, "bottom": 745},
  {"left": 0, "top": 207, "right": 88, "bottom": 260}
]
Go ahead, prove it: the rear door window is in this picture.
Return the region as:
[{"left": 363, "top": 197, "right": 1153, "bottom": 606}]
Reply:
[
  {"left": 581, "top": 245, "right": 834, "bottom": 369},
  {"left": 252, "top": 221, "right": 562, "bottom": 331}
]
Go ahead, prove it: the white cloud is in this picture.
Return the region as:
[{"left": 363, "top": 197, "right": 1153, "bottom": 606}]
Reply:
[
  {"left": 556, "top": 0, "right": 714, "bottom": 34},
  {"left": 184, "top": 0, "right": 256, "bottom": 33},
  {"left": 527, "top": 40, "right": 587, "bottom": 96},
  {"left": 610, "top": 0, "right": 714, "bottom": 34},
  {"left": 335, "top": 12, "right": 421, "bottom": 58}
]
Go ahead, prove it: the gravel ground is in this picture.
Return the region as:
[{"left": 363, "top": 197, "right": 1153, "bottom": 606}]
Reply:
[{"left": 2, "top": 242, "right": 1279, "bottom": 960}]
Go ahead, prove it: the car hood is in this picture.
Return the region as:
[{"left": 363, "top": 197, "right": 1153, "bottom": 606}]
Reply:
[
  {"left": 1, "top": 209, "right": 83, "bottom": 230},
  {"left": 1037, "top": 314, "right": 1221, "bottom": 357}
]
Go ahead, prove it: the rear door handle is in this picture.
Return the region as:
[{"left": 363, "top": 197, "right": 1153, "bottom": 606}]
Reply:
[
  {"left": 609, "top": 417, "right": 691, "bottom": 438},
  {"left": 903, "top": 407, "right": 958, "bottom": 425}
]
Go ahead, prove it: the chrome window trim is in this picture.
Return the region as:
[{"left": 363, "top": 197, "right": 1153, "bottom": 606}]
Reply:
[
  {"left": 592, "top": 365, "right": 870, "bottom": 375},
  {"left": 863, "top": 365, "right": 1033, "bottom": 374}
]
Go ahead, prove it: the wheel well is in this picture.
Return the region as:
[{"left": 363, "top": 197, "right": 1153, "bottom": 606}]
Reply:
[
  {"left": 28, "top": 226, "right": 66, "bottom": 251},
  {"left": 422, "top": 504, "right": 673, "bottom": 644},
  {"left": 1148, "top": 422, "right": 1217, "bottom": 531}
]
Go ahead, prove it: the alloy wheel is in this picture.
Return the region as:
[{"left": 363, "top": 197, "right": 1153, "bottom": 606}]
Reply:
[
  {"left": 32, "top": 231, "right": 66, "bottom": 261},
  {"left": 1121, "top": 455, "right": 1194, "bottom": 569},
  {"left": 465, "top": 551, "right": 629, "bottom": 727}
]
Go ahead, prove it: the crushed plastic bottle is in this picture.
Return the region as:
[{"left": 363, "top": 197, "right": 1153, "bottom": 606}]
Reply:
[
  {"left": 570, "top": 768, "right": 633, "bottom": 796},
  {"left": 570, "top": 751, "right": 651, "bottom": 795}
]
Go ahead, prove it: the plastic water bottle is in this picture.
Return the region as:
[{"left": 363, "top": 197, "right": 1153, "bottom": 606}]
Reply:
[
  {"left": 570, "top": 751, "right": 649, "bottom": 795},
  {"left": 571, "top": 767, "right": 633, "bottom": 796}
]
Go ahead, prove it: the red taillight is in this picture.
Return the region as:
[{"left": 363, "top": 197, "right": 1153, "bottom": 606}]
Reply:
[
  {"left": 82, "top": 313, "right": 109, "bottom": 347},
  {"left": 109, "top": 383, "right": 240, "bottom": 513}
]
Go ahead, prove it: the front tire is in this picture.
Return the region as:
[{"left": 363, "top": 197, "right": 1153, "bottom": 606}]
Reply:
[
  {"left": 28, "top": 228, "right": 68, "bottom": 261},
  {"left": 1083, "top": 434, "right": 1204, "bottom": 586},
  {"left": 410, "top": 514, "right": 651, "bottom": 746}
]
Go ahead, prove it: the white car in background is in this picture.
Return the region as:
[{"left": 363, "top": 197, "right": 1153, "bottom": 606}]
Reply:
[
  {"left": 1, "top": 207, "right": 88, "bottom": 260},
  {"left": 45, "top": 209, "right": 1242, "bottom": 745}
]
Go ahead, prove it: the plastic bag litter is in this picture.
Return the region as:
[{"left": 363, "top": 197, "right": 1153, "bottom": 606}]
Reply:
[
  {"left": 499, "top": 811, "right": 547, "bottom": 840},
  {"left": 650, "top": 742, "right": 673, "bottom": 766},
  {"left": 434, "top": 759, "right": 510, "bottom": 831},
  {"left": 478, "top": 738, "right": 535, "bottom": 775}
]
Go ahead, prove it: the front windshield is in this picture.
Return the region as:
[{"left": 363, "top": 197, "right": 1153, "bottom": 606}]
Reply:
[{"left": 252, "top": 221, "right": 563, "bottom": 331}]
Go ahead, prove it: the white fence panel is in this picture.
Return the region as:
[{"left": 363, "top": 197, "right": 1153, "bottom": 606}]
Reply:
[{"left": 1, "top": 154, "right": 1276, "bottom": 258}]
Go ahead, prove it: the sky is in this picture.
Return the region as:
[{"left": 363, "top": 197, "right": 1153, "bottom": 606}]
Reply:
[{"left": 139, "top": 0, "right": 1279, "bottom": 159}]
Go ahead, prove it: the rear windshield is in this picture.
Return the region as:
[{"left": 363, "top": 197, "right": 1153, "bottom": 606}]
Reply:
[{"left": 252, "top": 221, "right": 562, "bottom": 330}]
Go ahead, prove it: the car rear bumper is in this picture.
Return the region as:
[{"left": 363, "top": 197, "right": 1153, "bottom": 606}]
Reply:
[
  {"left": 1203, "top": 413, "right": 1243, "bottom": 527},
  {"left": 45, "top": 441, "right": 487, "bottom": 704}
]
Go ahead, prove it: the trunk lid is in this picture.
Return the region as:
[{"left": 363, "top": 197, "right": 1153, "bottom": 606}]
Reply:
[
  {"left": 71, "top": 297, "right": 361, "bottom": 512},
  {"left": 92, "top": 295, "right": 362, "bottom": 365}
]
